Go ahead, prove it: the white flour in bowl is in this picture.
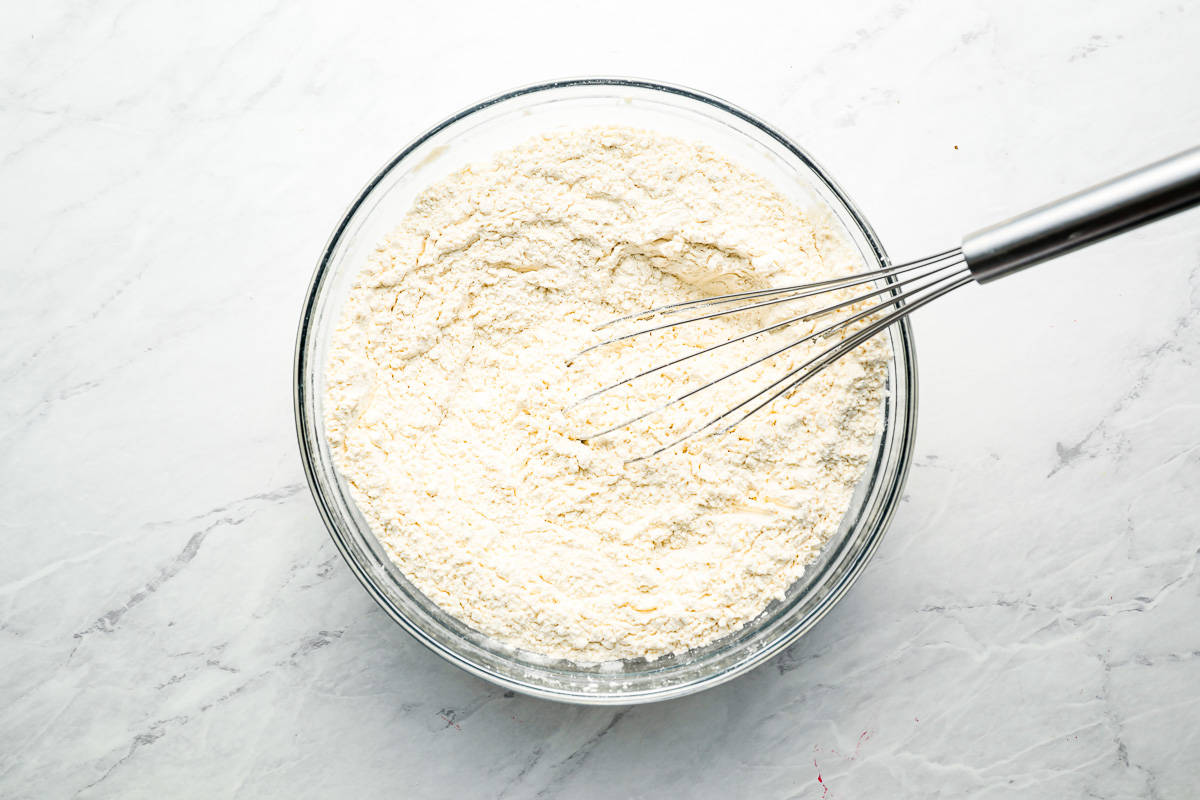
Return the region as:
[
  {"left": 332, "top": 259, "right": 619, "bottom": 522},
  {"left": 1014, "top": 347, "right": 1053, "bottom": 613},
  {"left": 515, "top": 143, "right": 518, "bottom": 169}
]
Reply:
[{"left": 324, "top": 127, "right": 888, "bottom": 662}]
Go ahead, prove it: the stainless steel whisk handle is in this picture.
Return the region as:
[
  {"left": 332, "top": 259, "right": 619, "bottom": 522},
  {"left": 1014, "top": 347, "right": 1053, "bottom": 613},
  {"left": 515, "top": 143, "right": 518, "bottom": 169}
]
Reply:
[{"left": 962, "top": 145, "right": 1200, "bottom": 283}]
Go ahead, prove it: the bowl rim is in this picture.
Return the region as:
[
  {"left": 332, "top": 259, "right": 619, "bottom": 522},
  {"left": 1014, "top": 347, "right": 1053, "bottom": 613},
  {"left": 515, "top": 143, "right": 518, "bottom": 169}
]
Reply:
[{"left": 294, "top": 76, "right": 919, "bottom": 703}]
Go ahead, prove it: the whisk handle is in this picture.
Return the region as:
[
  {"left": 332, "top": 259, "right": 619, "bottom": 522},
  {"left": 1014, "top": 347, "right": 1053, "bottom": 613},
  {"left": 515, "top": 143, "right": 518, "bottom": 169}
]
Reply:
[{"left": 962, "top": 145, "right": 1200, "bottom": 283}]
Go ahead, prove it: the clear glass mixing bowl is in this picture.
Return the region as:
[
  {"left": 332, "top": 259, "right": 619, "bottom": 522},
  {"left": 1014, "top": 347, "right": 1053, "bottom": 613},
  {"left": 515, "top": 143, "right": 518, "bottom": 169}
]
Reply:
[{"left": 294, "top": 78, "right": 918, "bottom": 704}]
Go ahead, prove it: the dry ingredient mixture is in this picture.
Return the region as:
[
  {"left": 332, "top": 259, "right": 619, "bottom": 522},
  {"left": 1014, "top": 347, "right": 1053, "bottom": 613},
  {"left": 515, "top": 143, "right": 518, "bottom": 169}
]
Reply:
[{"left": 324, "top": 127, "right": 889, "bottom": 662}]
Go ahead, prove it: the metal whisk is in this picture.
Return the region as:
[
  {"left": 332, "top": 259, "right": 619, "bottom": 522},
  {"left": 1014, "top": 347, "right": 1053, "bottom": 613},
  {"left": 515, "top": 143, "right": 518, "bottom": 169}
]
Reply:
[{"left": 572, "top": 145, "right": 1200, "bottom": 460}]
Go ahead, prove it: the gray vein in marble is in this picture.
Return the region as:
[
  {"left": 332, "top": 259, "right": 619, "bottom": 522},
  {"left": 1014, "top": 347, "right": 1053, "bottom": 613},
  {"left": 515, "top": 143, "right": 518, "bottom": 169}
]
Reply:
[
  {"left": 1049, "top": 262, "right": 1200, "bottom": 477},
  {"left": 534, "top": 710, "right": 630, "bottom": 799},
  {"left": 1096, "top": 651, "right": 1161, "bottom": 800},
  {"left": 74, "top": 716, "right": 190, "bottom": 799},
  {"left": 67, "top": 484, "right": 304, "bottom": 641}
]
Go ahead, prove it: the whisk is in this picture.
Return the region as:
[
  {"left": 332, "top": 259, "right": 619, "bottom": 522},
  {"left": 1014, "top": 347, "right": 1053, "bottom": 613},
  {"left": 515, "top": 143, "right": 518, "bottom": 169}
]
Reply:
[{"left": 572, "top": 145, "right": 1200, "bottom": 460}]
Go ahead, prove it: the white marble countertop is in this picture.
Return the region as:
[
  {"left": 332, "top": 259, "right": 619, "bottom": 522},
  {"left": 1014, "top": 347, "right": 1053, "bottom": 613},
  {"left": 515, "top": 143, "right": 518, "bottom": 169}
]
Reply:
[{"left": 4, "top": 2, "right": 1199, "bottom": 797}]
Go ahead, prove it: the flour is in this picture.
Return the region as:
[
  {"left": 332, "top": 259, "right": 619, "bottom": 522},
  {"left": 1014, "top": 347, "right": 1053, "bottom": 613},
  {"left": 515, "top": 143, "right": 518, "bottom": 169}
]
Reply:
[{"left": 324, "top": 127, "right": 889, "bottom": 662}]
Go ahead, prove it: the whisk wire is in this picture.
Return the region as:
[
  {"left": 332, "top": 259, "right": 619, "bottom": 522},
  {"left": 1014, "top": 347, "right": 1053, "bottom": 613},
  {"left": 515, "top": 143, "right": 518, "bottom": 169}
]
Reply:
[
  {"left": 571, "top": 253, "right": 966, "bottom": 414},
  {"left": 593, "top": 247, "right": 962, "bottom": 331},
  {"left": 578, "top": 255, "right": 970, "bottom": 446},
  {"left": 576, "top": 250, "right": 965, "bottom": 357},
  {"left": 626, "top": 271, "right": 975, "bottom": 461}
]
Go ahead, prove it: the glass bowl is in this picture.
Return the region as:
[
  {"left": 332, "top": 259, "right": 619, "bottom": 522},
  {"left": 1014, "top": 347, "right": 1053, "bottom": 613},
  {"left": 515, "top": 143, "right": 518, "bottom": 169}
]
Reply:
[{"left": 294, "top": 78, "right": 917, "bottom": 704}]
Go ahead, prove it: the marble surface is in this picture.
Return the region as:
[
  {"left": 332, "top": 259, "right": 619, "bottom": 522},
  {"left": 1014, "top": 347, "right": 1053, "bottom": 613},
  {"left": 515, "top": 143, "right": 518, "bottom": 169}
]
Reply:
[{"left": 3, "top": 1, "right": 1199, "bottom": 797}]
